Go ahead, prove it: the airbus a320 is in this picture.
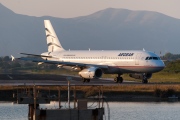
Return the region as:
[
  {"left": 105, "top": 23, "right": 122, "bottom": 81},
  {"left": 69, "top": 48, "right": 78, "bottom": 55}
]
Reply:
[{"left": 19, "top": 20, "right": 165, "bottom": 84}]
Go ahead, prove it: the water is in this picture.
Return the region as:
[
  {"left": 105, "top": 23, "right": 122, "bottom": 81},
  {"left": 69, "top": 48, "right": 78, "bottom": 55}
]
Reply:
[
  {"left": 0, "top": 102, "right": 28, "bottom": 120},
  {"left": 108, "top": 102, "right": 180, "bottom": 120},
  {"left": 0, "top": 102, "right": 180, "bottom": 120}
]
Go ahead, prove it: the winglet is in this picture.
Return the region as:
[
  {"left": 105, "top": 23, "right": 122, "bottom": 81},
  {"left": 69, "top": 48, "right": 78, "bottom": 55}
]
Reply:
[{"left": 11, "top": 55, "right": 15, "bottom": 61}]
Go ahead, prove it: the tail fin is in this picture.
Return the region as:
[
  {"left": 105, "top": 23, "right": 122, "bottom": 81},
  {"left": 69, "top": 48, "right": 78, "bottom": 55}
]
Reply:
[{"left": 44, "top": 20, "right": 65, "bottom": 52}]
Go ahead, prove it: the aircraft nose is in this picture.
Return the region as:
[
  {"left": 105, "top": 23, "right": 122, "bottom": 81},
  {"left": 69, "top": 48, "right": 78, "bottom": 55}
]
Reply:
[{"left": 152, "top": 60, "right": 165, "bottom": 72}]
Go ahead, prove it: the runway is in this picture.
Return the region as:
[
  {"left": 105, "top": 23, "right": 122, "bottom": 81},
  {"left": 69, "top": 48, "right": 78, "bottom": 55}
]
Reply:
[
  {"left": 0, "top": 74, "right": 139, "bottom": 86},
  {"left": 0, "top": 74, "right": 178, "bottom": 86}
]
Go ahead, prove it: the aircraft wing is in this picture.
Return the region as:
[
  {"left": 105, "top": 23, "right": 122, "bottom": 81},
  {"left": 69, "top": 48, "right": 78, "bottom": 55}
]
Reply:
[{"left": 18, "top": 57, "right": 109, "bottom": 69}]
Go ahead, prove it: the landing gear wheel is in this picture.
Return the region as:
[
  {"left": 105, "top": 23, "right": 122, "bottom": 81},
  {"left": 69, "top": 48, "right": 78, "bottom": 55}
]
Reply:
[
  {"left": 119, "top": 77, "right": 123, "bottom": 83},
  {"left": 82, "top": 78, "right": 86, "bottom": 83},
  {"left": 82, "top": 78, "right": 90, "bottom": 83},
  {"left": 86, "top": 79, "right": 90, "bottom": 83},
  {"left": 142, "top": 77, "right": 148, "bottom": 84},
  {"left": 114, "top": 76, "right": 123, "bottom": 83},
  {"left": 114, "top": 77, "right": 118, "bottom": 83},
  {"left": 143, "top": 79, "right": 148, "bottom": 84}
]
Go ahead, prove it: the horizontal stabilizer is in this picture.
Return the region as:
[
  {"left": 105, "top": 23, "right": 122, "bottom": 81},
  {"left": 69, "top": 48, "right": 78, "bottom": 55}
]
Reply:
[{"left": 20, "top": 53, "right": 52, "bottom": 58}]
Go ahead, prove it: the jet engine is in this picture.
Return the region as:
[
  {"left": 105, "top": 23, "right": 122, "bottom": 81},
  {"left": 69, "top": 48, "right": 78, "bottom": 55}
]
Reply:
[
  {"left": 79, "top": 67, "right": 103, "bottom": 79},
  {"left": 129, "top": 73, "right": 152, "bottom": 79}
]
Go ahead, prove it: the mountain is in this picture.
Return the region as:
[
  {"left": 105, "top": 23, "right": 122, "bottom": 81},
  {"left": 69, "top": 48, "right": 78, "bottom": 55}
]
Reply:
[{"left": 0, "top": 4, "right": 180, "bottom": 57}]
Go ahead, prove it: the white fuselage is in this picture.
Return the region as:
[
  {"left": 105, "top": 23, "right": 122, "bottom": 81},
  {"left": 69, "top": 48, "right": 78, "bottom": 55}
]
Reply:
[{"left": 42, "top": 50, "right": 165, "bottom": 74}]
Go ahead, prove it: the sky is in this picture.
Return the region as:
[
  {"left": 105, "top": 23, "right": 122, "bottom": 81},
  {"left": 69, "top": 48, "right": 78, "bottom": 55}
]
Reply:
[{"left": 0, "top": 0, "right": 180, "bottom": 19}]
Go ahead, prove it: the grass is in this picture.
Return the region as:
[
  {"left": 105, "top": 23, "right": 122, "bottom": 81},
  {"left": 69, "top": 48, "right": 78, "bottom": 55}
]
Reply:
[
  {"left": 102, "top": 71, "right": 180, "bottom": 83},
  {"left": 1, "top": 84, "right": 180, "bottom": 98},
  {"left": 150, "top": 72, "right": 180, "bottom": 83},
  {"left": 1, "top": 84, "right": 180, "bottom": 92}
]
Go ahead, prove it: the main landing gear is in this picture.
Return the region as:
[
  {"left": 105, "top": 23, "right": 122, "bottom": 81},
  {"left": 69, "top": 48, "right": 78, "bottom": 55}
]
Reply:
[
  {"left": 114, "top": 74, "right": 123, "bottom": 83},
  {"left": 82, "top": 78, "right": 90, "bottom": 83}
]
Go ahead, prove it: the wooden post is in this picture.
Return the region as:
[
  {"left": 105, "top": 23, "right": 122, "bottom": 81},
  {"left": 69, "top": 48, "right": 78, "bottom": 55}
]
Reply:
[
  {"left": 74, "top": 86, "right": 76, "bottom": 109},
  {"left": 99, "top": 86, "right": 100, "bottom": 108},
  {"left": 101, "top": 86, "right": 104, "bottom": 108},
  {"left": 33, "top": 85, "right": 36, "bottom": 120},
  {"left": 58, "top": 86, "right": 61, "bottom": 109},
  {"left": 68, "top": 80, "right": 70, "bottom": 109},
  {"left": 28, "top": 104, "right": 34, "bottom": 120}
]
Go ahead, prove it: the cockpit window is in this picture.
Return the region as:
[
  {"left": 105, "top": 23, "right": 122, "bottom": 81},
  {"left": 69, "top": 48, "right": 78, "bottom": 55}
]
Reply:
[
  {"left": 145, "top": 56, "right": 160, "bottom": 60},
  {"left": 145, "top": 57, "right": 149, "bottom": 60},
  {"left": 153, "top": 57, "right": 159, "bottom": 60}
]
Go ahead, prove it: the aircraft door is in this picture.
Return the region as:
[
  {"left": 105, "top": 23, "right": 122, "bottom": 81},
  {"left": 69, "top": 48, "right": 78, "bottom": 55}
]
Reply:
[
  {"left": 135, "top": 53, "right": 141, "bottom": 65},
  {"left": 101, "top": 56, "right": 107, "bottom": 63}
]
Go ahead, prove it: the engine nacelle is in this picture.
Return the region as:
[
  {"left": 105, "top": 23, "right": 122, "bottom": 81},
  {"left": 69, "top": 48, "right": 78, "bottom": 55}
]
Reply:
[
  {"left": 129, "top": 73, "right": 152, "bottom": 79},
  {"left": 79, "top": 67, "right": 103, "bottom": 79}
]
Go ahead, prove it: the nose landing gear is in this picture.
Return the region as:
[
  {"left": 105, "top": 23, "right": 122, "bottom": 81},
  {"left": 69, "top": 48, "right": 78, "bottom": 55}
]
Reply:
[
  {"left": 142, "top": 76, "right": 148, "bottom": 84},
  {"left": 82, "top": 78, "right": 90, "bottom": 83}
]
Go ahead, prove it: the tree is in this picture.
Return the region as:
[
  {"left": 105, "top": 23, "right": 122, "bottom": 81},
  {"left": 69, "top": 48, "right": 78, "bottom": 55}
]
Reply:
[
  {"left": 164, "top": 52, "right": 173, "bottom": 59},
  {"left": 2, "top": 56, "right": 10, "bottom": 62}
]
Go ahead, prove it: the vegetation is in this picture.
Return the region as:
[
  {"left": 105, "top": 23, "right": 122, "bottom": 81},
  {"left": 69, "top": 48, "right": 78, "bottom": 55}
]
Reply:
[
  {"left": 162, "top": 52, "right": 180, "bottom": 60},
  {"left": 1, "top": 85, "right": 180, "bottom": 99},
  {"left": 163, "top": 60, "right": 180, "bottom": 73}
]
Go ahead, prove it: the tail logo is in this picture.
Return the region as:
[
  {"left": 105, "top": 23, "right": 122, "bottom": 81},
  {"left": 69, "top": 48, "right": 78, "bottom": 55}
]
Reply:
[
  {"left": 45, "top": 28, "right": 62, "bottom": 49},
  {"left": 45, "top": 28, "right": 51, "bottom": 34},
  {"left": 44, "top": 20, "right": 65, "bottom": 52},
  {"left": 47, "top": 43, "right": 62, "bottom": 48}
]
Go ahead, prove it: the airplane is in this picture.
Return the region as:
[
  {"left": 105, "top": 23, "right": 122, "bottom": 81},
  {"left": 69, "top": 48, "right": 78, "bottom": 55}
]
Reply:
[{"left": 19, "top": 20, "right": 165, "bottom": 84}]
